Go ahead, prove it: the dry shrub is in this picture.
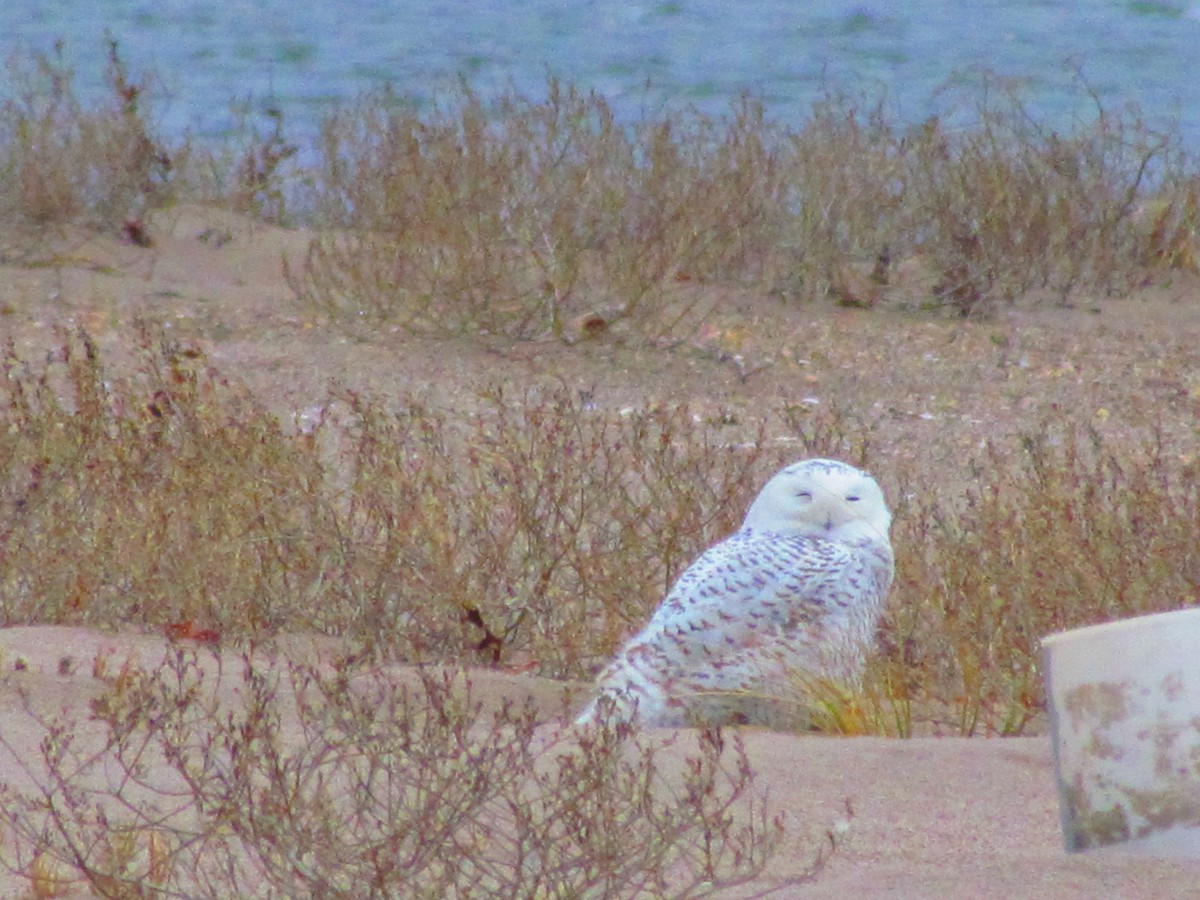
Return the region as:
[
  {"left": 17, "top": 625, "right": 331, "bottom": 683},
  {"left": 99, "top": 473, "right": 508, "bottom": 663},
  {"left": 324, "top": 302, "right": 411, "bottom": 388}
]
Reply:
[
  {"left": 288, "top": 72, "right": 1197, "bottom": 332},
  {"left": 233, "top": 109, "right": 300, "bottom": 223},
  {"left": 780, "top": 94, "right": 905, "bottom": 301},
  {"left": 902, "top": 76, "right": 1177, "bottom": 314},
  {"left": 0, "top": 329, "right": 789, "bottom": 676},
  {"left": 4, "top": 48, "right": 1194, "bottom": 317},
  {"left": 0, "top": 326, "right": 330, "bottom": 633},
  {"left": 1138, "top": 173, "right": 1200, "bottom": 273},
  {"left": 331, "top": 394, "right": 891, "bottom": 676},
  {"left": 0, "top": 40, "right": 173, "bottom": 238},
  {"left": 0, "top": 653, "right": 804, "bottom": 898},
  {"left": 5, "top": 330, "right": 1200, "bottom": 738},
  {"left": 718, "top": 411, "right": 1200, "bottom": 738},
  {"left": 139, "top": 98, "right": 302, "bottom": 225},
  {"left": 288, "top": 84, "right": 582, "bottom": 334},
  {"left": 0, "top": 39, "right": 304, "bottom": 240},
  {"left": 775, "top": 76, "right": 1188, "bottom": 315},
  {"left": 314, "top": 387, "right": 778, "bottom": 676},
  {"left": 288, "top": 80, "right": 791, "bottom": 337},
  {"left": 889, "top": 425, "right": 1200, "bottom": 734}
]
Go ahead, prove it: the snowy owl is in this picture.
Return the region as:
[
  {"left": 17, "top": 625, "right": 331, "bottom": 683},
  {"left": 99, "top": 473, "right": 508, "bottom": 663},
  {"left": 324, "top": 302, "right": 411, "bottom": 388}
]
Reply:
[{"left": 575, "top": 458, "right": 894, "bottom": 728}]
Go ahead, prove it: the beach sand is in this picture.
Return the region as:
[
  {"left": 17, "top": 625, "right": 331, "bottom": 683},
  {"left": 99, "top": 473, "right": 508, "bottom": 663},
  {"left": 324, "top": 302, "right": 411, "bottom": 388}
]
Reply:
[{"left": 3, "top": 208, "right": 1200, "bottom": 896}]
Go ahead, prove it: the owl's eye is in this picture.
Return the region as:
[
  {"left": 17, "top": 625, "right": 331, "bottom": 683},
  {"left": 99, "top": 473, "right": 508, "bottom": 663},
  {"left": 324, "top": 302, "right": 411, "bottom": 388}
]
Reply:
[
  {"left": 845, "top": 495, "right": 861, "bottom": 502},
  {"left": 796, "top": 491, "right": 813, "bottom": 500}
]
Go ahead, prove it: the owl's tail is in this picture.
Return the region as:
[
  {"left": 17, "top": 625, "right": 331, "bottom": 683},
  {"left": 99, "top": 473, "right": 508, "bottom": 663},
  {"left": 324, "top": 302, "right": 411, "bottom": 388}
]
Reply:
[
  {"left": 574, "top": 654, "right": 675, "bottom": 728},
  {"left": 573, "top": 686, "right": 639, "bottom": 728}
]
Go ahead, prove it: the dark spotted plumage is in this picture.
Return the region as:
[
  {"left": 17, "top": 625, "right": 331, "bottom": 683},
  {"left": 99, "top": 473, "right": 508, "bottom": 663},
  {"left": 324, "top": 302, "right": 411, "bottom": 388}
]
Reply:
[{"left": 576, "top": 458, "right": 894, "bottom": 727}]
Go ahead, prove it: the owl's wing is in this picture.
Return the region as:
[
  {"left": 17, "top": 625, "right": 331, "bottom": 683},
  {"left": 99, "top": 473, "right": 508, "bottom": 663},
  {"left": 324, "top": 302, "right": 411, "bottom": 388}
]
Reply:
[
  {"left": 629, "top": 531, "right": 853, "bottom": 666},
  {"left": 578, "top": 531, "right": 873, "bottom": 726}
]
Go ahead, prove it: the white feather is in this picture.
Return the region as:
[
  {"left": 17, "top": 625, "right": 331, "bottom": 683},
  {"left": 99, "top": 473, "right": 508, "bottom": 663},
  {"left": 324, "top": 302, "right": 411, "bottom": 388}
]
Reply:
[{"left": 575, "top": 458, "right": 894, "bottom": 728}]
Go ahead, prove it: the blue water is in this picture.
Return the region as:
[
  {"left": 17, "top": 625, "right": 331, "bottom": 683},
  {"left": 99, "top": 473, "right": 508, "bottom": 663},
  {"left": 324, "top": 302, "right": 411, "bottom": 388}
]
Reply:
[{"left": 3, "top": 1, "right": 1199, "bottom": 148}]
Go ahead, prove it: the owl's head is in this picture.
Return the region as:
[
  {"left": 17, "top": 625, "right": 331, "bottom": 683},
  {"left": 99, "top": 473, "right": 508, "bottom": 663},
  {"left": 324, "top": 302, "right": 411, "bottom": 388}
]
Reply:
[{"left": 742, "top": 458, "right": 892, "bottom": 546}]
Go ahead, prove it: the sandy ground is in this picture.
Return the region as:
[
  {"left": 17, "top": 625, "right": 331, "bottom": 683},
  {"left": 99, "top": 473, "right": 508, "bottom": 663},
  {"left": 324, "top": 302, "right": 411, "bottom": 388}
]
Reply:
[
  {"left": 3, "top": 208, "right": 1200, "bottom": 895},
  {"left": 7, "top": 204, "right": 1200, "bottom": 474},
  {"left": 0, "top": 626, "right": 1197, "bottom": 898}
]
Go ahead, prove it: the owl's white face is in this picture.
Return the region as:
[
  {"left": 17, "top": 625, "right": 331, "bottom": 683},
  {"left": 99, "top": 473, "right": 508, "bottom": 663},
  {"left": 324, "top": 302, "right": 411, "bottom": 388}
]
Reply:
[{"left": 742, "top": 458, "right": 891, "bottom": 544}]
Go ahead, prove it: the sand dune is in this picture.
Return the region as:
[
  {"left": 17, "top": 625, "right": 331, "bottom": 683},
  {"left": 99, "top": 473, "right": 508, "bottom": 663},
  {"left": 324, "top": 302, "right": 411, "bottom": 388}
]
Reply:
[{"left": 0, "top": 626, "right": 1195, "bottom": 898}]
